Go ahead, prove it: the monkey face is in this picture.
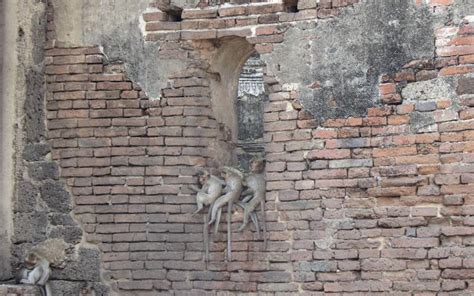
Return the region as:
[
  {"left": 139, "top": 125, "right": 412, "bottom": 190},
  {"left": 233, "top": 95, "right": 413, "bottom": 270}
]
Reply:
[
  {"left": 198, "top": 174, "right": 210, "bottom": 185},
  {"left": 250, "top": 159, "right": 264, "bottom": 173},
  {"left": 24, "top": 253, "right": 38, "bottom": 268}
]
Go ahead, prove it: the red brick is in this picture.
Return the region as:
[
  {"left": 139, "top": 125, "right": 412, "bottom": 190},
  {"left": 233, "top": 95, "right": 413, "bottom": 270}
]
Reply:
[
  {"left": 146, "top": 22, "right": 181, "bottom": 31},
  {"left": 97, "top": 82, "right": 132, "bottom": 90},
  {"left": 218, "top": 6, "right": 246, "bottom": 17},
  {"left": 440, "top": 65, "right": 474, "bottom": 76},
  {"left": 430, "top": 0, "right": 454, "bottom": 6},
  {"left": 143, "top": 11, "right": 168, "bottom": 22},
  {"left": 181, "top": 8, "right": 217, "bottom": 19},
  {"left": 306, "top": 149, "right": 351, "bottom": 160},
  {"left": 247, "top": 3, "right": 284, "bottom": 15}
]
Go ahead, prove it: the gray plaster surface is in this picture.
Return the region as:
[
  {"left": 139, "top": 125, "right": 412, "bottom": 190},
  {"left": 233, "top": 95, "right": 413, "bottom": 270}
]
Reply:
[
  {"left": 52, "top": 0, "right": 186, "bottom": 99},
  {"left": 264, "top": 0, "right": 436, "bottom": 121}
]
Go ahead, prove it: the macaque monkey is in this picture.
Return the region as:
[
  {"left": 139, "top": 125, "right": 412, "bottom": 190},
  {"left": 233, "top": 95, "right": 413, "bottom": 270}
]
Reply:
[
  {"left": 16, "top": 252, "right": 52, "bottom": 296},
  {"left": 208, "top": 166, "right": 244, "bottom": 231},
  {"left": 16, "top": 239, "right": 68, "bottom": 296},
  {"left": 238, "top": 158, "right": 267, "bottom": 247},
  {"left": 189, "top": 169, "right": 225, "bottom": 216},
  {"left": 208, "top": 166, "right": 244, "bottom": 261}
]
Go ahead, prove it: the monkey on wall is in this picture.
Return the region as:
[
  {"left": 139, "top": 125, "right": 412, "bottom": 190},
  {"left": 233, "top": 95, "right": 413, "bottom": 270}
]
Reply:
[
  {"left": 208, "top": 166, "right": 244, "bottom": 234},
  {"left": 16, "top": 239, "right": 68, "bottom": 296},
  {"left": 189, "top": 169, "right": 225, "bottom": 216},
  {"left": 16, "top": 251, "right": 52, "bottom": 296},
  {"left": 238, "top": 158, "right": 266, "bottom": 234}
]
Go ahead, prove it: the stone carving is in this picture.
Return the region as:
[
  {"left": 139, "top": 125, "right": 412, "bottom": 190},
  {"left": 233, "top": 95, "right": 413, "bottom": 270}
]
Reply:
[
  {"left": 192, "top": 162, "right": 266, "bottom": 262},
  {"left": 237, "top": 55, "right": 265, "bottom": 98},
  {"left": 16, "top": 239, "right": 68, "bottom": 296}
]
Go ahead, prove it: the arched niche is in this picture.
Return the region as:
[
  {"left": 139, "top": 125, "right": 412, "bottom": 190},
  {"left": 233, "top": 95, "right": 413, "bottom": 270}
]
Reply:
[
  {"left": 208, "top": 37, "right": 267, "bottom": 169},
  {"left": 208, "top": 37, "right": 254, "bottom": 144}
]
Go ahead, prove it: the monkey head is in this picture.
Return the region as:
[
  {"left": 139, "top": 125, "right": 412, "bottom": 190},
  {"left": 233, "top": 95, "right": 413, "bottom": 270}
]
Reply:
[
  {"left": 249, "top": 158, "right": 265, "bottom": 174},
  {"left": 24, "top": 252, "right": 39, "bottom": 269},
  {"left": 197, "top": 170, "right": 210, "bottom": 185}
]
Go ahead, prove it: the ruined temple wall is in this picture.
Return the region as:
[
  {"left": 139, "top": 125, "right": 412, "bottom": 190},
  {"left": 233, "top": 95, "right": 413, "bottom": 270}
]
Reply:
[
  {"left": 6, "top": 0, "right": 474, "bottom": 294},
  {"left": 1, "top": 1, "right": 107, "bottom": 294}
]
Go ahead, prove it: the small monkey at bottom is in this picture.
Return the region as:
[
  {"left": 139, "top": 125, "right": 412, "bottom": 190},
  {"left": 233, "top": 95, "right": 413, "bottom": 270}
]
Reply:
[
  {"left": 16, "top": 239, "right": 68, "bottom": 296},
  {"left": 16, "top": 252, "right": 52, "bottom": 296}
]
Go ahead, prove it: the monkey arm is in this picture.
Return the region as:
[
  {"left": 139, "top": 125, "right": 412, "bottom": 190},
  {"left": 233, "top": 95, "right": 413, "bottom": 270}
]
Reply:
[
  {"left": 189, "top": 185, "right": 201, "bottom": 192},
  {"left": 37, "top": 259, "right": 50, "bottom": 285}
]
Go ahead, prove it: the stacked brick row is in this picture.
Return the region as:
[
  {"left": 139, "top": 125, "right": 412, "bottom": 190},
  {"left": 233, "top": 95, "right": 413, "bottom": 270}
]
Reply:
[{"left": 143, "top": 0, "right": 360, "bottom": 42}]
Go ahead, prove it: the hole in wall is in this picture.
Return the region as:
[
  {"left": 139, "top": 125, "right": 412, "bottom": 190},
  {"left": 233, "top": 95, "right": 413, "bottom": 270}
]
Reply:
[
  {"left": 154, "top": 0, "right": 183, "bottom": 21},
  {"left": 167, "top": 8, "right": 183, "bottom": 22},
  {"left": 283, "top": 0, "right": 299, "bottom": 12}
]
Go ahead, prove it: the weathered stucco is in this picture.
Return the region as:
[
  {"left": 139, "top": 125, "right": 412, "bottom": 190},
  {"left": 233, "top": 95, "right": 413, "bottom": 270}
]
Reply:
[
  {"left": 264, "top": 1, "right": 436, "bottom": 121},
  {"left": 51, "top": 0, "right": 186, "bottom": 99},
  {"left": 0, "top": 0, "right": 14, "bottom": 281}
]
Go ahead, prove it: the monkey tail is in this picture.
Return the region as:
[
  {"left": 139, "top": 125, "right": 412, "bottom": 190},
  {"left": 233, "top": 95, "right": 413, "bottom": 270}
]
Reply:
[{"left": 44, "top": 283, "right": 52, "bottom": 296}]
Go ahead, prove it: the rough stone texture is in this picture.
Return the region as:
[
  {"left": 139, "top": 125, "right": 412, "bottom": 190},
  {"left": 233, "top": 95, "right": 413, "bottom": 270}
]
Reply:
[
  {"left": 53, "top": 248, "right": 101, "bottom": 282},
  {"left": 40, "top": 181, "right": 72, "bottom": 213},
  {"left": 12, "top": 212, "right": 48, "bottom": 243},
  {"left": 4, "top": 0, "right": 474, "bottom": 294},
  {"left": 403, "top": 77, "right": 457, "bottom": 101}
]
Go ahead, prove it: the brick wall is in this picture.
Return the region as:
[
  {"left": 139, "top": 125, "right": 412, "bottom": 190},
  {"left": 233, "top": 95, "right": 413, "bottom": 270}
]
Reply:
[{"left": 41, "top": 0, "right": 474, "bottom": 294}]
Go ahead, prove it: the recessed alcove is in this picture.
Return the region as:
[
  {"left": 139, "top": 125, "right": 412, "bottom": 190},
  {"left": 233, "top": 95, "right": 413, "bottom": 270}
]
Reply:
[{"left": 207, "top": 37, "right": 267, "bottom": 169}]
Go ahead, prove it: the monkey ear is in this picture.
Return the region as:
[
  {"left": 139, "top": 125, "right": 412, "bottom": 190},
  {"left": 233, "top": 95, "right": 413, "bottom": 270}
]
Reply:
[{"left": 195, "top": 167, "right": 209, "bottom": 176}]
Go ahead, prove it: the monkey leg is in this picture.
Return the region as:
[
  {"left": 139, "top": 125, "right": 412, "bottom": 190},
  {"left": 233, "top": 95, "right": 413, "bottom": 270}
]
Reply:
[
  {"left": 237, "top": 208, "right": 251, "bottom": 232},
  {"left": 192, "top": 202, "right": 204, "bottom": 216},
  {"left": 214, "top": 207, "right": 222, "bottom": 235},
  {"left": 260, "top": 199, "right": 267, "bottom": 249},
  {"left": 250, "top": 212, "right": 260, "bottom": 237},
  {"left": 20, "top": 278, "right": 34, "bottom": 284},
  {"left": 208, "top": 195, "right": 228, "bottom": 225},
  {"left": 37, "top": 261, "right": 50, "bottom": 285},
  {"left": 226, "top": 201, "right": 233, "bottom": 262},
  {"left": 203, "top": 214, "right": 209, "bottom": 264}
]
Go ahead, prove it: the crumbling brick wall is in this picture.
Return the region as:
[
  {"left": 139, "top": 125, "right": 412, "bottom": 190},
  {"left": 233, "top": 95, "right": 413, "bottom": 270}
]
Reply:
[{"left": 23, "top": 0, "right": 474, "bottom": 294}]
